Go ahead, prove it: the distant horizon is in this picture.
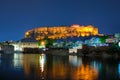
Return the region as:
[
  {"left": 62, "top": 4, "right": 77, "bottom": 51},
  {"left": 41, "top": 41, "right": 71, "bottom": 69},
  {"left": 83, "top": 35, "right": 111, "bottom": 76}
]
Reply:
[
  {"left": 0, "top": 24, "right": 119, "bottom": 42},
  {"left": 0, "top": 23, "right": 119, "bottom": 42}
]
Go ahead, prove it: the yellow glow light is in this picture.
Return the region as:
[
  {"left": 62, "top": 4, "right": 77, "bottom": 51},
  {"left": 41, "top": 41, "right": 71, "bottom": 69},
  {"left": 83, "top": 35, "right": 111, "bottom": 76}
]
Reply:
[
  {"left": 41, "top": 41, "right": 45, "bottom": 46},
  {"left": 25, "top": 24, "right": 99, "bottom": 40}
]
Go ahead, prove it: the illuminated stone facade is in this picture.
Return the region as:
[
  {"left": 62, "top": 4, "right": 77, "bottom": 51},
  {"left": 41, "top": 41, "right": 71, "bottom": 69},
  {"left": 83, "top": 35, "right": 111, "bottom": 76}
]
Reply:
[{"left": 25, "top": 24, "right": 98, "bottom": 40}]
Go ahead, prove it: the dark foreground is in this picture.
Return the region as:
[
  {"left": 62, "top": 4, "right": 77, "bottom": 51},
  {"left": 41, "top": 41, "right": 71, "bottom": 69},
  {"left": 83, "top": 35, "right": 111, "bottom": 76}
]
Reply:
[{"left": 0, "top": 53, "right": 120, "bottom": 80}]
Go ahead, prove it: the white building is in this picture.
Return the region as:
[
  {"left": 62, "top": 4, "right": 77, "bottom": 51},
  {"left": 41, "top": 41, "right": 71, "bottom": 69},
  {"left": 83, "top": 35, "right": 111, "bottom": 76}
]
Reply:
[
  {"left": 11, "top": 42, "right": 39, "bottom": 52},
  {"left": 69, "top": 48, "right": 77, "bottom": 54},
  {"left": 106, "top": 38, "right": 116, "bottom": 43},
  {"left": 10, "top": 38, "right": 39, "bottom": 52}
]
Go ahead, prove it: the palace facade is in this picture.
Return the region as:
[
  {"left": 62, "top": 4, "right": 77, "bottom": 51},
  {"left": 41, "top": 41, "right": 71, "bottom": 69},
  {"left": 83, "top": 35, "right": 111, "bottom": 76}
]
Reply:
[{"left": 25, "top": 24, "right": 98, "bottom": 40}]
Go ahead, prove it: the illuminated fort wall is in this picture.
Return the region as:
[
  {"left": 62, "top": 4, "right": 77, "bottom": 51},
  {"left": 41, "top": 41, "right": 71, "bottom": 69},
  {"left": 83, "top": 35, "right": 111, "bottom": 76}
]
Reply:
[{"left": 25, "top": 24, "right": 98, "bottom": 40}]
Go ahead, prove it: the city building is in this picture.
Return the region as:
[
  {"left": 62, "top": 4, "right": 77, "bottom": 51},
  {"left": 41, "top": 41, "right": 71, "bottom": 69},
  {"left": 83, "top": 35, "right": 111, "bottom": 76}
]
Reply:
[
  {"left": 10, "top": 38, "right": 39, "bottom": 52},
  {"left": 10, "top": 38, "right": 47, "bottom": 53}
]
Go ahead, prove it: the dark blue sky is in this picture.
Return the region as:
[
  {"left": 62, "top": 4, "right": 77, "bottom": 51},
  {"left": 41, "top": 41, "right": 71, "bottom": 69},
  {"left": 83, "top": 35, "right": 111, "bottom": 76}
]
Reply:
[{"left": 0, "top": 0, "right": 120, "bottom": 41}]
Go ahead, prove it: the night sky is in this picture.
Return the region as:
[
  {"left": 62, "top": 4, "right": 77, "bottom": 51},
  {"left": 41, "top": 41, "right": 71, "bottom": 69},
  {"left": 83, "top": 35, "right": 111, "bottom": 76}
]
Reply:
[{"left": 0, "top": 0, "right": 120, "bottom": 41}]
